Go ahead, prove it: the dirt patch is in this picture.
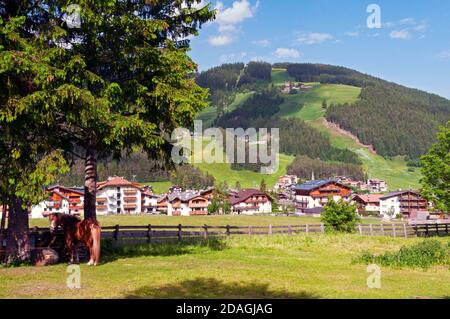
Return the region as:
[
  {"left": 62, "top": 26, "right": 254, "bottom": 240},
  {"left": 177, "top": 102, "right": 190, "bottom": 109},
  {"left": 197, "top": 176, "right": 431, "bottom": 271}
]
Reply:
[{"left": 323, "top": 119, "right": 377, "bottom": 155}]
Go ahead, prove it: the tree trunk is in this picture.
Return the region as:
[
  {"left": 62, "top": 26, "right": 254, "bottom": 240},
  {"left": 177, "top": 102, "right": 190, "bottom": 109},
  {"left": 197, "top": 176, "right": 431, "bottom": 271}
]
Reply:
[
  {"left": 84, "top": 138, "right": 98, "bottom": 220},
  {"left": 5, "top": 197, "right": 30, "bottom": 264},
  {"left": 0, "top": 204, "right": 6, "bottom": 256}
]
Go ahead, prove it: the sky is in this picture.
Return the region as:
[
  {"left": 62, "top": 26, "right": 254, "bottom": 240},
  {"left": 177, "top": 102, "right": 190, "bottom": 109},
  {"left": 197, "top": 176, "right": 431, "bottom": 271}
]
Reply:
[{"left": 188, "top": 0, "right": 450, "bottom": 99}]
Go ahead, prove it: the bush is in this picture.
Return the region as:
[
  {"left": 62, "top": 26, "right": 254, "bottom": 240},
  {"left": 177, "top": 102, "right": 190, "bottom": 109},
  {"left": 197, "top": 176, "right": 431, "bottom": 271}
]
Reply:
[
  {"left": 321, "top": 199, "right": 360, "bottom": 233},
  {"left": 358, "top": 240, "right": 450, "bottom": 269}
]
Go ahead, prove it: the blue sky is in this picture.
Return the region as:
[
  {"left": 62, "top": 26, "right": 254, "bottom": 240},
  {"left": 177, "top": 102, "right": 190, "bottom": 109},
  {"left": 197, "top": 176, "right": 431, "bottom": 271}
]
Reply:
[{"left": 188, "top": 0, "right": 450, "bottom": 99}]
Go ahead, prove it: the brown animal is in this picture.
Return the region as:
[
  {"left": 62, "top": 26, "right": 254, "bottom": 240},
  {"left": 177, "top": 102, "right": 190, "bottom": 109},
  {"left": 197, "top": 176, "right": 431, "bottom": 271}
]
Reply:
[{"left": 49, "top": 213, "right": 101, "bottom": 266}]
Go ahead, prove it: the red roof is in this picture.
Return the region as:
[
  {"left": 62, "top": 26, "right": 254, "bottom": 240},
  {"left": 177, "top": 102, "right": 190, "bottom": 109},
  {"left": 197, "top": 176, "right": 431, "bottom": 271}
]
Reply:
[
  {"left": 354, "top": 194, "right": 383, "bottom": 204},
  {"left": 97, "top": 176, "right": 142, "bottom": 190},
  {"left": 229, "top": 189, "right": 268, "bottom": 205}
]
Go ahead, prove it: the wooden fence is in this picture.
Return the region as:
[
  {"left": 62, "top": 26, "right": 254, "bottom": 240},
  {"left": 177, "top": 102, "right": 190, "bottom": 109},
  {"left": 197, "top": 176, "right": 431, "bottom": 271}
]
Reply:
[{"left": 1, "top": 223, "right": 449, "bottom": 250}]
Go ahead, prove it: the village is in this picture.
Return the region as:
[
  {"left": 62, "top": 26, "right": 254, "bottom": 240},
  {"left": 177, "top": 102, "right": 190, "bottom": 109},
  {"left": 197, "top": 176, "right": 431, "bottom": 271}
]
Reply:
[{"left": 2, "top": 173, "right": 441, "bottom": 224}]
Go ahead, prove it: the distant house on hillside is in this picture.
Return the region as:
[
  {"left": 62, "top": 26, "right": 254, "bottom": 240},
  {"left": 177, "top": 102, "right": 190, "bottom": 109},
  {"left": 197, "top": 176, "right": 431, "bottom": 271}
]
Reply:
[
  {"left": 229, "top": 189, "right": 272, "bottom": 215},
  {"left": 368, "top": 179, "right": 388, "bottom": 193},
  {"left": 380, "top": 190, "right": 428, "bottom": 219},
  {"left": 274, "top": 175, "right": 298, "bottom": 191},
  {"left": 294, "top": 180, "right": 352, "bottom": 213},
  {"left": 352, "top": 194, "right": 383, "bottom": 216}
]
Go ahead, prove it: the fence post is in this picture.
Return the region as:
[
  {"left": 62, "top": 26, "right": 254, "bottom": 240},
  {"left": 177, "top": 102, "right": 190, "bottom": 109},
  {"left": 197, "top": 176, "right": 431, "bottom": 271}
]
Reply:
[
  {"left": 114, "top": 225, "right": 120, "bottom": 242},
  {"left": 305, "top": 224, "right": 309, "bottom": 234},
  {"left": 403, "top": 223, "right": 408, "bottom": 238},
  {"left": 381, "top": 224, "right": 385, "bottom": 236},
  {"left": 392, "top": 224, "right": 397, "bottom": 238},
  {"left": 178, "top": 224, "right": 183, "bottom": 242},
  {"left": 320, "top": 223, "right": 325, "bottom": 233},
  {"left": 248, "top": 226, "right": 253, "bottom": 235},
  {"left": 446, "top": 224, "right": 449, "bottom": 235},
  {"left": 358, "top": 224, "right": 362, "bottom": 235},
  {"left": 203, "top": 224, "right": 208, "bottom": 240},
  {"left": 147, "top": 224, "right": 152, "bottom": 243},
  {"left": 226, "top": 225, "right": 231, "bottom": 237},
  {"left": 268, "top": 224, "right": 272, "bottom": 235},
  {"left": 288, "top": 225, "right": 292, "bottom": 235},
  {"left": 426, "top": 224, "right": 429, "bottom": 237},
  {"left": 369, "top": 224, "right": 373, "bottom": 236}
]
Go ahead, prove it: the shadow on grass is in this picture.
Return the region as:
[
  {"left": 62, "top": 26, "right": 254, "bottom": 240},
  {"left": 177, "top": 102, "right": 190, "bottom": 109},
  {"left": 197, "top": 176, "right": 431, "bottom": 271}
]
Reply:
[
  {"left": 125, "top": 278, "right": 320, "bottom": 299},
  {"left": 101, "top": 238, "right": 227, "bottom": 264}
]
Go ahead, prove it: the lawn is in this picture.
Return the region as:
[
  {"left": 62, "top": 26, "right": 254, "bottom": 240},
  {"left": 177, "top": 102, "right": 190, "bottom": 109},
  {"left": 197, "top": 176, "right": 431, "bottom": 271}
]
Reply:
[
  {"left": 29, "top": 215, "right": 385, "bottom": 228},
  {"left": 1, "top": 233, "right": 449, "bottom": 299}
]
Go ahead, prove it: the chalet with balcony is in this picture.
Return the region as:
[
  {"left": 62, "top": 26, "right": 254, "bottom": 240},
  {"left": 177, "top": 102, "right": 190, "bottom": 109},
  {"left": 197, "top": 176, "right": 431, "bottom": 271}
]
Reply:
[
  {"left": 96, "top": 176, "right": 143, "bottom": 215},
  {"left": 352, "top": 194, "right": 383, "bottom": 216},
  {"left": 229, "top": 189, "right": 272, "bottom": 215},
  {"left": 167, "top": 191, "right": 210, "bottom": 216},
  {"left": 141, "top": 186, "right": 159, "bottom": 214},
  {"left": 31, "top": 190, "right": 70, "bottom": 219},
  {"left": 47, "top": 185, "right": 84, "bottom": 215},
  {"left": 380, "top": 190, "right": 428, "bottom": 218},
  {"left": 294, "top": 180, "right": 352, "bottom": 213}
]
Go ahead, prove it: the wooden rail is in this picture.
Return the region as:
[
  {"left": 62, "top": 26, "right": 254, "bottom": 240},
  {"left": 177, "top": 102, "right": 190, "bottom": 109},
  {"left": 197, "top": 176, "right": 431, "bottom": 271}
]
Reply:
[{"left": 1, "top": 223, "right": 449, "bottom": 252}]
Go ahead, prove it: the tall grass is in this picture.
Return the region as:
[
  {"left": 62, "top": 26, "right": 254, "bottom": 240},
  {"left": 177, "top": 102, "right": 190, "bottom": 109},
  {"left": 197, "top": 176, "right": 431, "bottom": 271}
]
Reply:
[{"left": 357, "top": 240, "right": 450, "bottom": 269}]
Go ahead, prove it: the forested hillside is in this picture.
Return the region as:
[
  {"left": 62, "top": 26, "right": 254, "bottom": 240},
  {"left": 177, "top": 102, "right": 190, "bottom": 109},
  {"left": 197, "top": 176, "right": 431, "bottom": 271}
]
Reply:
[{"left": 286, "top": 63, "right": 450, "bottom": 159}]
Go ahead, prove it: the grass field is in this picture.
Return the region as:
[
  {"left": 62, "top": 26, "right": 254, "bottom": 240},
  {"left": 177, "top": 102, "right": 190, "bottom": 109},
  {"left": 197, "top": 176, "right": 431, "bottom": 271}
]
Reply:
[
  {"left": 1, "top": 233, "right": 449, "bottom": 299},
  {"left": 28, "top": 215, "right": 385, "bottom": 228}
]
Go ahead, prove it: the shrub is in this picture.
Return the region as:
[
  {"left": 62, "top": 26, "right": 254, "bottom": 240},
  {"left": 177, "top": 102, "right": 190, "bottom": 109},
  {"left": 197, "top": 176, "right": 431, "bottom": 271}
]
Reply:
[
  {"left": 321, "top": 199, "right": 360, "bottom": 233},
  {"left": 357, "top": 240, "right": 450, "bottom": 269}
]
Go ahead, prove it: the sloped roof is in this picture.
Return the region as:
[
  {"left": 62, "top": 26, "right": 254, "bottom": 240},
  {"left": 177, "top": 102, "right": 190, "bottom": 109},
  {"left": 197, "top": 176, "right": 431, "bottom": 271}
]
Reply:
[
  {"left": 353, "top": 194, "right": 383, "bottom": 204},
  {"left": 47, "top": 185, "right": 84, "bottom": 195},
  {"left": 295, "top": 180, "right": 334, "bottom": 191},
  {"left": 380, "top": 190, "right": 421, "bottom": 200},
  {"left": 230, "top": 189, "right": 267, "bottom": 205},
  {"left": 97, "top": 176, "right": 142, "bottom": 190},
  {"left": 168, "top": 191, "right": 207, "bottom": 202}
]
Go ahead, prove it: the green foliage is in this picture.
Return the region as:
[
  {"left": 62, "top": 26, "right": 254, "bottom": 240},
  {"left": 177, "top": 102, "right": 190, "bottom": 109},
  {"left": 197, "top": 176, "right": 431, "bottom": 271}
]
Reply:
[
  {"left": 321, "top": 199, "right": 360, "bottom": 233},
  {"left": 420, "top": 122, "right": 450, "bottom": 213},
  {"left": 208, "top": 182, "right": 231, "bottom": 215},
  {"left": 237, "top": 61, "right": 272, "bottom": 87},
  {"left": 170, "top": 165, "right": 215, "bottom": 190},
  {"left": 358, "top": 240, "right": 450, "bottom": 269}
]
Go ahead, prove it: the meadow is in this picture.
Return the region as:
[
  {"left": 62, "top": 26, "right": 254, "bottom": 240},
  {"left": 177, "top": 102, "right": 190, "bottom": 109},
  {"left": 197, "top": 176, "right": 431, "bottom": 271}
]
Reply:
[
  {"left": 1, "top": 233, "right": 449, "bottom": 299},
  {"left": 29, "top": 215, "right": 385, "bottom": 228}
]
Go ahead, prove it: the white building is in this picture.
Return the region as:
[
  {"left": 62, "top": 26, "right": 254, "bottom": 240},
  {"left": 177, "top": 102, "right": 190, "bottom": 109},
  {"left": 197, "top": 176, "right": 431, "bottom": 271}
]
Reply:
[
  {"left": 379, "top": 191, "right": 428, "bottom": 219},
  {"left": 368, "top": 179, "right": 388, "bottom": 193},
  {"left": 167, "top": 191, "right": 210, "bottom": 216},
  {"left": 142, "top": 187, "right": 159, "bottom": 214},
  {"left": 96, "top": 177, "right": 143, "bottom": 215},
  {"left": 229, "top": 189, "right": 272, "bottom": 215},
  {"left": 31, "top": 192, "right": 70, "bottom": 219}
]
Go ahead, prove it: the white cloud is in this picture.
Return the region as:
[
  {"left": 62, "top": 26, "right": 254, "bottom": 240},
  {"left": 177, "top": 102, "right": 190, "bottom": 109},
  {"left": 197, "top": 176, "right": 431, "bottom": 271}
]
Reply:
[
  {"left": 209, "top": 35, "right": 233, "bottom": 46},
  {"left": 390, "top": 30, "right": 411, "bottom": 39},
  {"left": 273, "top": 48, "right": 302, "bottom": 59},
  {"left": 296, "top": 32, "right": 334, "bottom": 45},
  {"left": 345, "top": 31, "right": 360, "bottom": 37},
  {"left": 437, "top": 51, "right": 450, "bottom": 59},
  {"left": 253, "top": 39, "right": 270, "bottom": 47},
  {"left": 209, "top": 0, "right": 259, "bottom": 47}
]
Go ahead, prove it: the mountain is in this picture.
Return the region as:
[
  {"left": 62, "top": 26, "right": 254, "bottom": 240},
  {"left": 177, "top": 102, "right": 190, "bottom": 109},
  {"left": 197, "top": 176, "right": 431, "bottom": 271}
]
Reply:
[{"left": 194, "top": 62, "right": 450, "bottom": 190}]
